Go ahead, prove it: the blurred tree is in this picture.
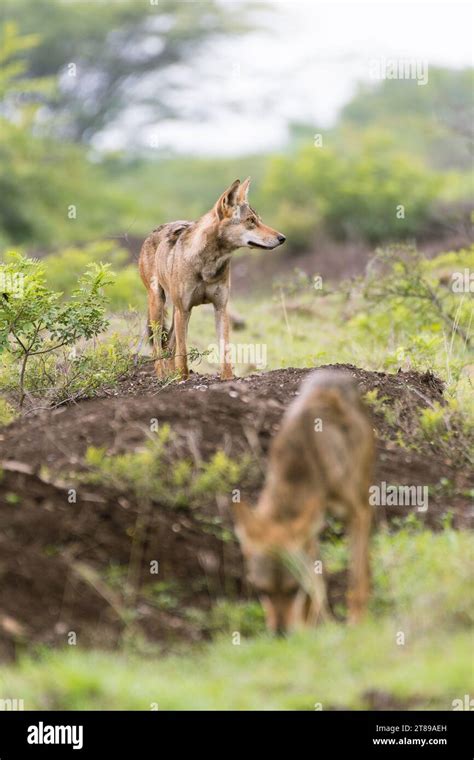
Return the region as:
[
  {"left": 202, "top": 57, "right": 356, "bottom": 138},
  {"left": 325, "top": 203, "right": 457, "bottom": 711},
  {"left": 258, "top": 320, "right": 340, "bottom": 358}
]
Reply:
[
  {"left": 260, "top": 132, "right": 442, "bottom": 248},
  {"left": 1, "top": 0, "right": 253, "bottom": 143},
  {"left": 0, "top": 22, "right": 130, "bottom": 245},
  {"left": 0, "top": 21, "right": 54, "bottom": 103},
  {"left": 340, "top": 68, "right": 474, "bottom": 170}
]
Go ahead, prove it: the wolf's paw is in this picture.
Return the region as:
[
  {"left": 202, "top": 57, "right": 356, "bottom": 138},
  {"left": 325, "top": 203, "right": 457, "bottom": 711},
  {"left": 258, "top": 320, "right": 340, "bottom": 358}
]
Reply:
[
  {"left": 175, "top": 363, "right": 189, "bottom": 381},
  {"left": 154, "top": 359, "right": 167, "bottom": 379},
  {"left": 220, "top": 367, "right": 234, "bottom": 381}
]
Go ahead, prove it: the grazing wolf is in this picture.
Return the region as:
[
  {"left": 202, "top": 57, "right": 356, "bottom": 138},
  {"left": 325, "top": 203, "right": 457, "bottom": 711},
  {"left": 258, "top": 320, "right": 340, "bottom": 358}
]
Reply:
[
  {"left": 139, "top": 178, "right": 285, "bottom": 380},
  {"left": 233, "top": 370, "right": 374, "bottom": 635}
]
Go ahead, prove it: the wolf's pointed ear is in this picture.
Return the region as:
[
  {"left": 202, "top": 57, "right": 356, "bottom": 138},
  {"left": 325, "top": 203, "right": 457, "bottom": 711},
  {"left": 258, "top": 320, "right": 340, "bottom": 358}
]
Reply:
[
  {"left": 238, "top": 176, "right": 251, "bottom": 204},
  {"left": 232, "top": 500, "right": 262, "bottom": 540},
  {"left": 214, "top": 179, "right": 241, "bottom": 220}
]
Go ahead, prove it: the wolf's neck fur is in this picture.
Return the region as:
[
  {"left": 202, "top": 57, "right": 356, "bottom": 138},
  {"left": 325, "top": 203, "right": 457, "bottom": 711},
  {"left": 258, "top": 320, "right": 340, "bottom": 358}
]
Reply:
[
  {"left": 257, "top": 442, "right": 325, "bottom": 524},
  {"left": 193, "top": 211, "right": 238, "bottom": 256},
  {"left": 186, "top": 212, "right": 237, "bottom": 281}
]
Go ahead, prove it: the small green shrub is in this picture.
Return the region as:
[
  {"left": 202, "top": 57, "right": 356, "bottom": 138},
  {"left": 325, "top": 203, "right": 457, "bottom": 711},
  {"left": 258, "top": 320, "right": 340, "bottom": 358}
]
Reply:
[
  {"left": 0, "top": 396, "right": 17, "bottom": 425},
  {"left": 0, "top": 252, "right": 113, "bottom": 406},
  {"left": 84, "top": 428, "right": 249, "bottom": 510},
  {"left": 43, "top": 241, "right": 144, "bottom": 311},
  {"left": 345, "top": 244, "right": 473, "bottom": 380}
]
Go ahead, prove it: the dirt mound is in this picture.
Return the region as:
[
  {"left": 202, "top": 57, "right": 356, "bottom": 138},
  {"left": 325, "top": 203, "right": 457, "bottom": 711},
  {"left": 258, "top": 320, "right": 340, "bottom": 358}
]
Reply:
[
  {"left": 0, "top": 363, "right": 445, "bottom": 469},
  {"left": 0, "top": 364, "right": 471, "bottom": 658}
]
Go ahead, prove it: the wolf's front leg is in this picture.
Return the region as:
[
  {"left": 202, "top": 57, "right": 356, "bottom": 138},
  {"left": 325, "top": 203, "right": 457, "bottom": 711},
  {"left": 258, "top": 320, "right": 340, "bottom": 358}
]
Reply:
[
  {"left": 174, "top": 307, "right": 190, "bottom": 379},
  {"left": 303, "top": 538, "right": 332, "bottom": 625},
  {"left": 214, "top": 306, "right": 233, "bottom": 380}
]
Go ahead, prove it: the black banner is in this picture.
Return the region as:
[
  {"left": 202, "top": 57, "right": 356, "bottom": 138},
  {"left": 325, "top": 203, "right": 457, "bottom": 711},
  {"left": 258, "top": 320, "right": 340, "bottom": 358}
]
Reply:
[{"left": 0, "top": 710, "right": 471, "bottom": 757}]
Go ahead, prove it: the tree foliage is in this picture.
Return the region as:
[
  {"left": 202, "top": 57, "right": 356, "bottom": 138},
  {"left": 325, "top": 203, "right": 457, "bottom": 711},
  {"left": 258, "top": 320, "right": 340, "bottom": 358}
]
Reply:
[{"left": 1, "top": 0, "right": 252, "bottom": 142}]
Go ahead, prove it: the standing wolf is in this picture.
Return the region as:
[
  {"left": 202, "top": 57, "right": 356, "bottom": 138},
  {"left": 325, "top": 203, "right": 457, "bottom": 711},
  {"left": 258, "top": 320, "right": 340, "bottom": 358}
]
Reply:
[
  {"left": 139, "top": 178, "right": 285, "bottom": 379},
  {"left": 233, "top": 370, "right": 375, "bottom": 635}
]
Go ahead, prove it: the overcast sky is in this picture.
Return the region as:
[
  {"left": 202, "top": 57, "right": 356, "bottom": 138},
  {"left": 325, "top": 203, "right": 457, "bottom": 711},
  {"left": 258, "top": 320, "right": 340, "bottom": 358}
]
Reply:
[{"left": 96, "top": 0, "right": 474, "bottom": 155}]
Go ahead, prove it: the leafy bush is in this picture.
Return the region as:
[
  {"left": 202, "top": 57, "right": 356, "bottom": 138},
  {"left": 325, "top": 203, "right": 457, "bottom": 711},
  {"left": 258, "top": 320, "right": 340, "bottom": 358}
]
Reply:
[
  {"left": 84, "top": 428, "right": 248, "bottom": 512},
  {"left": 0, "top": 252, "right": 113, "bottom": 405},
  {"left": 347, "top": 244, "right": 473, "bottom": 376},
  {"left": 260, "top": 133, "right": 441, "bottom": 250},
  {"left": 0, "top": 332, "right": 136, "bottom": 406},
  {"left": 43, "top": 241, "right": 144, "bottom": 311}
]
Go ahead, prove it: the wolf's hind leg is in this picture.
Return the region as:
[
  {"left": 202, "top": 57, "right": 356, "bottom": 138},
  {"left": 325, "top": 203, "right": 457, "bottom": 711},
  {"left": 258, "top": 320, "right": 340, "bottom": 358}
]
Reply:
[
  {"left": 347, "top": 503, "right": 372, "bottom": 624},
  {"left": 147, "top": 286, "right": 167, "bottom": 377}
]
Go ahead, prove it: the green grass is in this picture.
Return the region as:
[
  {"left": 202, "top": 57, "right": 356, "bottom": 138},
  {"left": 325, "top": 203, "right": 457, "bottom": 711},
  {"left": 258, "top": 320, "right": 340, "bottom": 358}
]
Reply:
[
  {"left": 1, "top": 627, "right": 471, "bottom": 711},
  {"left": 161, "top": 290, "right": 372, "bottom": 380},
  {"left": 187, "top": 289, "right": 471, "bottom": 385},
  {"left": 182, "top": 244, "right": 474, "bottom": 391},
  {"left": 1, "top": 529, "right": 472, "bottom": 710}
]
